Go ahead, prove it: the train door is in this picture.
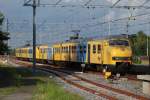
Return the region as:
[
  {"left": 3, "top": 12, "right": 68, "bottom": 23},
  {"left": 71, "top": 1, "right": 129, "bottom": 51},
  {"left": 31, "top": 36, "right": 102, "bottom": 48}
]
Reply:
[{"left": 97, "top": 44, "right": 102, "bottom": 64}]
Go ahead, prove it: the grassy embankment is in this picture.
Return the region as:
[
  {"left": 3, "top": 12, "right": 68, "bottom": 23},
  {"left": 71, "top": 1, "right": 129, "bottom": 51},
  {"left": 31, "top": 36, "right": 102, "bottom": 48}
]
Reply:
[{"left": 0, "top": 64, "right": 84, "bottom": 100}]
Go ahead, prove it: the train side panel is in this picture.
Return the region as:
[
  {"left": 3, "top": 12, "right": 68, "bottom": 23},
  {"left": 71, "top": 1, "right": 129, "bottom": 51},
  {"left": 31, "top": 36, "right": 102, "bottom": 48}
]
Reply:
[
  {"left": 86, "top": 41, "right": 103, "bottom": 64},
  {"left": 53, "top": 44, "right": 62, "bottom": 61},
  {"left": 38, "top": 45, "right": 48, "bottom": 60}
]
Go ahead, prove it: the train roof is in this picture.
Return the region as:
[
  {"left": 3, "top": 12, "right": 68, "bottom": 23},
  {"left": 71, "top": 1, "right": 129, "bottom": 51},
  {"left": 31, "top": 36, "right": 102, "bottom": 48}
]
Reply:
[
  {"left": 53, "top": 38, "right": 88, "bottom": 45},
  {"left": 16, "top": 44, "right": 48, "bottom": 49}
]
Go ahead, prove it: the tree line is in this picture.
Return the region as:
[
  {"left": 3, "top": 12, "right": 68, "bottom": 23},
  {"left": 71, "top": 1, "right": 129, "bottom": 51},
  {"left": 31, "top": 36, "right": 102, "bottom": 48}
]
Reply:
[
  {"left": 0, "top": 11, "right": 9, "bottom": 55},
  {"left": 129, "top": 31, "right": 150, "bottom": 56}
]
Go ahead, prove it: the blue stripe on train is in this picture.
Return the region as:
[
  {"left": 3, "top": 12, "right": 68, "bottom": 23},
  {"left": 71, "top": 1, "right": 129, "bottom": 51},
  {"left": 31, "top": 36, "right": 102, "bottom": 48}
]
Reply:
[{"left": 77, "top": 42, "right": 87, "bottom": 63}]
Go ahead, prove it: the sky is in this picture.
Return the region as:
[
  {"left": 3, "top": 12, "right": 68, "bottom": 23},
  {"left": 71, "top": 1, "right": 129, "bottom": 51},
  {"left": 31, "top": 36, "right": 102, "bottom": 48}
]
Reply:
[{"left": 0, "top": 0, "right": 150, "bottom": 48}]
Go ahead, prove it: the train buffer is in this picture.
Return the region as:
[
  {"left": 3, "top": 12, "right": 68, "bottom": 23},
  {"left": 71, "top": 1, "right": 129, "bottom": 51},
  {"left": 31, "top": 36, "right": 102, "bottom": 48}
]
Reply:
[{"left": 137, "top": 75, "right": 150, "bottom": 96}]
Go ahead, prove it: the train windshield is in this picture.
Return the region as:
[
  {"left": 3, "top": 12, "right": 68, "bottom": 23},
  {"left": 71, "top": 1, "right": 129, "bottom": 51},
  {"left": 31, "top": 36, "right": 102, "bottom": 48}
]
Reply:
[{"left": 109, "top": 40, "right": 129, "bottom": 46}]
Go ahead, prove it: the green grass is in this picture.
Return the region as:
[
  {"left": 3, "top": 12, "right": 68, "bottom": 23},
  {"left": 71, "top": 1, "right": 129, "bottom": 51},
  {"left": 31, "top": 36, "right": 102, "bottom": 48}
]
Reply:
[
  {"left": 0, "top": 64, "right": 84, "bottom": 100},
  {"left": 0, "top": 87, "right": 17, "bottom": 96},
  {"left": 32, "top": 80, "right": 84, "bottom": 100}
]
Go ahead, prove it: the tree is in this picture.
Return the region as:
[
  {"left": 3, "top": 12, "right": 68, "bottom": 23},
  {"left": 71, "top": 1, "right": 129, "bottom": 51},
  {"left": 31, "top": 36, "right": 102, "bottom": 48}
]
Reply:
[
  {"left": 0, "top": 12, "right": 4, "bottom": 26},
  {"left": 129, "top": 31, "right": 150, "bottom": 56},
  {"left": 0, "top": 11, "right": 10, "bottom": 55}
]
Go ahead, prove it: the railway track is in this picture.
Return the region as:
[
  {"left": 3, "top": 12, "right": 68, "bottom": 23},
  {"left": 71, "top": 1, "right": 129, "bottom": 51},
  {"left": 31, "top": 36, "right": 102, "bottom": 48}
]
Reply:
[{"left": 10, "top": 59, "right": 150, "bottom": 100}]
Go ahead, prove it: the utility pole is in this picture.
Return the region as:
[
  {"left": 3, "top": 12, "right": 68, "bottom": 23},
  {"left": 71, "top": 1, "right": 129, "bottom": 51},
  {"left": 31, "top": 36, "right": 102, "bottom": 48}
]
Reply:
[
  {"left": 6, "top": 18, "right": 9, "bottom": 55},
  {"left": 6, "top": 18, "right": 9, "bottom": 33},
  {"left": 126, "top": 21, "right": 129, "bottom": 34},
  {"left": 148, "top": 22, "right": 149, "bottom": 66},
  {"left": 24, "top": 0, "right": 39, "bottom": 74}
]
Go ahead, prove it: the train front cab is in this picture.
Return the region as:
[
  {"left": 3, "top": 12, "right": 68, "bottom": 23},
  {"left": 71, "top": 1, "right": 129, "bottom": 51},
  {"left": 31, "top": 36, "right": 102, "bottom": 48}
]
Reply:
[{"left": 102, "top": 39, "right": 132, "bottom": 74}]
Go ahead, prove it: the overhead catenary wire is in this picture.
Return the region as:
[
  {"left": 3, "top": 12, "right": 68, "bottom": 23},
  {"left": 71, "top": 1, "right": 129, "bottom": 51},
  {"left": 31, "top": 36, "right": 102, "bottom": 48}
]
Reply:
[
  {"left": 6, "top": 0, "right": 150, "bottom": 47},
  {"left": 140, "top": 0, "right": 150, "bottom": 7},
  {"left": 80, "top": 12, "right": 150, "bottom": 29},
  {"left": 55, "top": 0, "right": 63, "bottom": 5},
  {"left": 84, "top": 0, "right": 93, "bottom": 6},
  {"left": 111, "top": 0, "right": 122, "bottom": 8}
]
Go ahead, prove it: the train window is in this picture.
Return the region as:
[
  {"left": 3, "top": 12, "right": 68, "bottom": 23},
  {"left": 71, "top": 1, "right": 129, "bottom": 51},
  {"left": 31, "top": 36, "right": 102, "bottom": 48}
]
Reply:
[
  {"left": 63, "top": 47, "right": 65, "bottom": 53},
  {"left": 93, "top": 45, "right": 96, "bottom": 54},
  {"left": 64, "top": 47, "right": 66, "bottom": 53},
  {"left": 98, "top": 45, "right": 101, "bottom": 53},
  {"left": 69, "top": 46, "right": 71, "bottom": 52},
  {"left": 29, "top": 49, "right": 32, "bottom": 53},
  {"left": 72, "top": 46, "right": 74, "bottom": 53},
  {"left": 58, "top": 48, "right": 60, "bottom": 53},
  {"left": 66, "top": 47, "right": 68, "bottom": 53},
  {"left": 61, "top": 47, "right": 63, "bottom": 53},
  {"left": 109, "top": 40, "right": 129, "bottom": 46},
  {"left": 88, "top": 44, "right": 90, "bottom": 52}
]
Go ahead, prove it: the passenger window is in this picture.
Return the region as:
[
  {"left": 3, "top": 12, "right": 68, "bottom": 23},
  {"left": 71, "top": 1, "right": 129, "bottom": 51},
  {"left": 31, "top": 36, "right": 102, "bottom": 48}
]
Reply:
[
  {"left": 65, "top": 47, "right": 66, "bottom": 53},
  {"left": 66, "top": 47, "right": 68, "bottom": 53},
  {"left": 93, "top": 45, "right": 96, "bottom": 54},
  {"left": 62, "top": 47, "right": 63, "bottom": 53},
  {"left": 64, "top": 47, "right": 65, "bottom": 53},
  {"left": 98, "top": 45, "right": 101, "bottom": 54},
  {"left": 63, "top": 47, "right": 65, "bottom": 53}
]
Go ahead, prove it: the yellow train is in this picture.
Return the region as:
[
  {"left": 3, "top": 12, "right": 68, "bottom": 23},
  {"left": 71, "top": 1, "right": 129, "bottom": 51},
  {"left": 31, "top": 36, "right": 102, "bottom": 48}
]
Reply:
[{"left": 15, "top": 37, "right": 132, "bottom": 74}]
